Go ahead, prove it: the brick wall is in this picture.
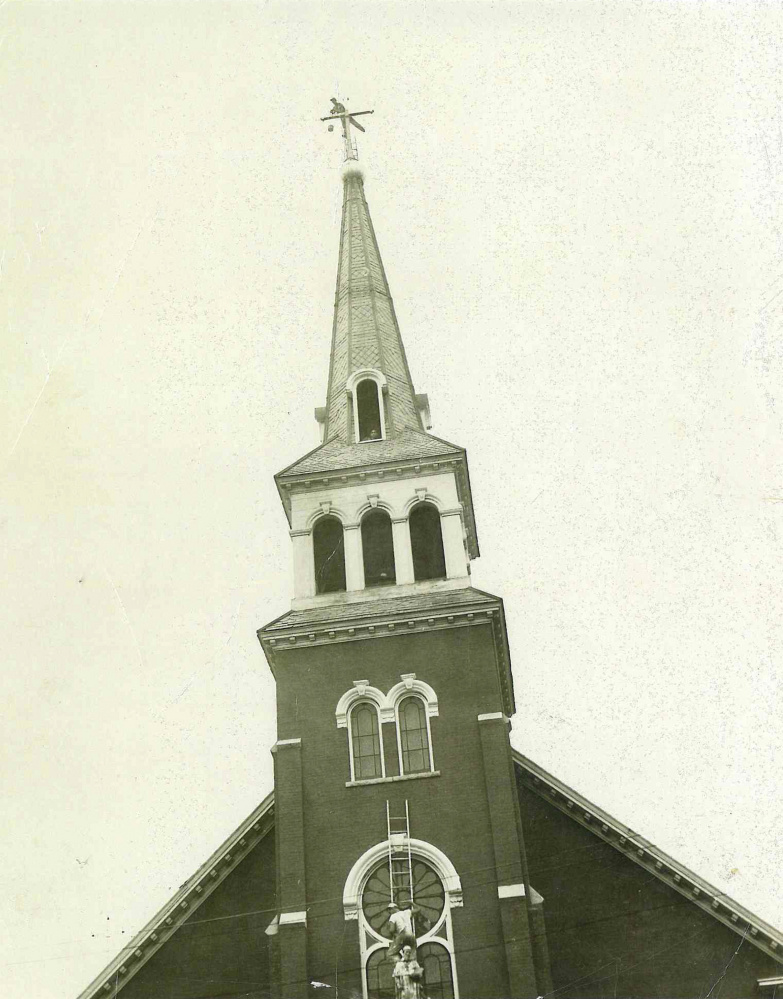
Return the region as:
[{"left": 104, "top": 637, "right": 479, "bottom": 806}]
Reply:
[
  {"left": 518, "top": 778, "right": 781, "bottom": 998},
  {"left": 274, "top": 622, "right": 540, "bottom": 998},
  {"left": 118, "top": 828, "right": 276, "bottom": 999}
]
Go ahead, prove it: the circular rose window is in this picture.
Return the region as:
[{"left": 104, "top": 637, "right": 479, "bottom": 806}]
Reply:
[{"left": 361, "top": 856, "right": 446, "bottom": 936}]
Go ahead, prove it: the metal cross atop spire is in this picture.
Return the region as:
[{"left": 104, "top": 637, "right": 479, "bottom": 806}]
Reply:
[{"left": 321, "top": 98, "right": 374, "bottom": 162}]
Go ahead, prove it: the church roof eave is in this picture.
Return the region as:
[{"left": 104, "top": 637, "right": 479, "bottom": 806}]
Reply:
[
  {"left": 75, "top": 793, "right": 275, "bottom": 999},
  {"left": 513, "top": 751, "right": 783, "bottom": 964},
  {"left": 76, "top": 753, "right": 783, "bottom": 999},
  {"left": 258, "top": 585, "right": 513, "bottom": 715}
]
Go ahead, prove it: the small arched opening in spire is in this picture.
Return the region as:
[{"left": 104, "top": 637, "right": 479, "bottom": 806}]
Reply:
[
  {"left": 361, "top": 509, "right": 396, "bottom": 587},
  {"left": 356, "top": 379, "right": 383, "bottom": 442},
  {"left": 313, "top": 516, "right": 346, "bottom": 594},
  {"left": 409, "top": 503, "right": 447, "bottom": 582}
]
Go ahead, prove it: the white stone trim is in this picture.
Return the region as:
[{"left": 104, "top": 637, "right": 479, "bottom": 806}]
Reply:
[
  {"left": 264, "top": 915, "right": 279, "bottom": 936},
  {"left": 440, "top": 507, "right": 468, "bottom": 580},
  {"left": 346, "top": 368, "right": 387, "bottom": 394},
  {"left": 291, "top": 530, "right": 316, "bottom": 600},
  {"left": 384, "top": 674, "right": 439, "bottom": 722},
  {"left": 391, "top": 516, "right": 415, "bottom": 585},
  {"left": 355, "top": 498, "right": 395, "bottom": 521},
  {"left": 335, "top": 682, "right": 386, "bottom": 729},
  {"left": 402, "top": 491, "right": 444, "bottom": 515},
  {"left": 477, "top": 712, "right": 506, "bottom": 722},
  {"left": 343, "top": 838, "right": 463, "bottom": 921},
  {"left": 279, "top": 910, "right": 307, "bottom": 926},
  {"left": 274, "top": 738, "right": 302, "bottom": 748},
  {"left": 346, "top": 770, "right": 440, "bottom": 788},
  {"left": 306, "top": 504, "right": 350, "bottom": 529},
  {"left": 497, "top": 883, "right": 526, "bottom": 899},
  {"left": 343, "top": 523, "right": 365, "bottom": 591}
]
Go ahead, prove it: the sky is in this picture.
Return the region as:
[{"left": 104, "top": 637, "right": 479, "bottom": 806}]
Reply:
[{"left": 2, "top": 3, "right": 782, "bottom": 998}]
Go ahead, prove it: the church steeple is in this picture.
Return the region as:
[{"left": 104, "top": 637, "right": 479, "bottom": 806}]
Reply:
[
  {"left": 273, "top": 104, "right": 479, "bottom": 607},
  {"left": 323, "top": 164, "right": 424, "bottom": 442},
  {"left": 316, "top": 102, "right": 427, "bottom": 445}
]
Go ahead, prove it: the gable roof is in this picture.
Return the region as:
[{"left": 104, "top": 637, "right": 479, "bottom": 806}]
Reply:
[
  {"left": 514, "top": 751, "right": 783, "bottom": 964},
  {"left": 75, "top": 792, "right": 274, "bottom": 999},
  {"left": 76, "top": 757, "right": 782, "bottom": 999}
]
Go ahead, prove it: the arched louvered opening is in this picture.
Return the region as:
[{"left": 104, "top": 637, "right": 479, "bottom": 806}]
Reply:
[
  {"left": 312, "top": 516, "right": 346, "bottom": 594},
  {"left": 409, "top": 502, "right": 446, "bottom": 582},
  {"left": 350, "top": 702, "right": 383, "bottom": 780},
  {"left": 356, "top": 378, "right": 383, "bottom": 441},
  {"left": 398, "top": 695, "right": 432, "bottom": 774},
  {"left": 361, "top": 509, "right": 396, "bottom": 587}
]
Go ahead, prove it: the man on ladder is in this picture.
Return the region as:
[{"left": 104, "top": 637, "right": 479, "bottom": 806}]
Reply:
[{"left": 385, "top": 893, "right": 422, "bottom": 959}]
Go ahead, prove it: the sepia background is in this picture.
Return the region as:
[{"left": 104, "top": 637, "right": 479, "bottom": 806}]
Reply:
[{"left": 2, "top": 3, "right": 782, "bottom": 998}]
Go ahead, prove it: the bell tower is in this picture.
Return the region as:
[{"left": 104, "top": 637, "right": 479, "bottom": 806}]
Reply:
[{"left": 258, "top": 104, "right": 551, "bottom": 999}]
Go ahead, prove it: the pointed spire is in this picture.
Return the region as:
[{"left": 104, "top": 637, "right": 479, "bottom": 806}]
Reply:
[
  {"left": 323, "top": 170, "right": 423, "bottom": 442},
  {"left": 318, "top": 103, "right": 424, "bottom": 443}
]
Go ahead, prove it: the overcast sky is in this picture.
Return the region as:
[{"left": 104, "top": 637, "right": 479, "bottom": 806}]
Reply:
[{"left": 2, "top": 3, "right": 782, "bottom": 998}]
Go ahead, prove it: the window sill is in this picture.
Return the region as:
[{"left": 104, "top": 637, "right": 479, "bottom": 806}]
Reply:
[{"left": 346, "top": 770, "right": 440, "bottom": 788}]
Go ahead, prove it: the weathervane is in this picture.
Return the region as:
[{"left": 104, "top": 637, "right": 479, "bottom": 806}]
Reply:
[{"left": 321, "top": 98, "right": 374, "bottom": 162}]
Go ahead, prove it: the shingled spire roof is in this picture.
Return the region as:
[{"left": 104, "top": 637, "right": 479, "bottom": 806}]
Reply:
[
  {"left": 274, "top": 115, "right": 479, "bottom": 558},
  {"left": 323, "top": 166, "right": 423, "bottom": 441}
]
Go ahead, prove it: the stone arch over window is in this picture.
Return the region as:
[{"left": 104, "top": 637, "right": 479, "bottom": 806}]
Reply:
[
  {"left": 409, "top": 502, "right": 447, "bottom": 582},
  {"left": 312, "top": 514, "right": 346, "bottom": 594},
  {"left": 335, "top": 681, "right": 386, "bottom": 729},
  {"left": 343, "top": 839, "right": 463, "bottom": 920},
  {"left": 386, "top": 674, "right": 439, "bottom": 720},
  {"left": 361, "top": 508, "right": 396, "bottom": 587},
  {"left": 343, "top": 839, "right": 461, "bottom": 999},
  {"left": 347, "top": 369, "right": 387, "bottom": 442}
]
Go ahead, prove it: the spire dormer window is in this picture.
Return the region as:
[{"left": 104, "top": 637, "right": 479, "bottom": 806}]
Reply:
[
  {"left": 313, "top": 515, "right": 347, "bottom": 594},
  {"left": 356, "top": 379, "right": 383, "bottom": 441},
  {"left": 347, "top": 369, "right": 387, "bottom": 443}
]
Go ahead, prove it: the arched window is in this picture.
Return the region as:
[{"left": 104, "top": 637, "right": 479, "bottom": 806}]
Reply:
[
  {"left": 409, "top": 503, "right": 446, "bottom": 582},
  {"left": 356, "top": 379, "right": 383, "bottom": 441},
  {"left": 417, "top": 942, "right": 455, "bottom": 999},
  {"left": 350, "top": 702, "right": 384, "bottom": 781},
  {"left": 397, "top": 696, "right": 433, "bottom": 775},
  {"left": 358, "top": 853, "right": 458, "bottom": 999},
  {"left": 361, "top": 509, "right": 396, "bottom": 587},
  {"left": 313, "top": 516, "right": 346, "bottom": 594}
]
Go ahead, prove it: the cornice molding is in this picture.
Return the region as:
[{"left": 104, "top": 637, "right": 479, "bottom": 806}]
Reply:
[
  {"left": 261, "top": 598, "right": 515, "bottom": 718},
  {"left": 275, "top": 449, "right": 479, "bottom": 560},
  {"left": 279, "top": 456, "right": 459, "bottom": 490},
  {"left": 264, "top": 606, "right": 491, "bottom": 650}
]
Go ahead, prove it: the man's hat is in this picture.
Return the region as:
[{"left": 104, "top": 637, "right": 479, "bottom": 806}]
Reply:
[{"left": 387, "top": 901, "right": 399, "bottom": 910}]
